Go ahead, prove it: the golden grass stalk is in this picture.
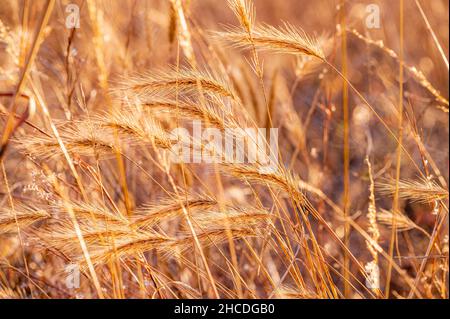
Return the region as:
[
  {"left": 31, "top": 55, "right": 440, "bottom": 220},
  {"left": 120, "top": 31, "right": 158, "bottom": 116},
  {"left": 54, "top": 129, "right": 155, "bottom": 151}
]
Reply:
[
  {"left": 43, "top": 192, "right": 269, "bottom": 267},
  {"left": 84, "top": 226, "right": 258, "bottom": 267},
  {"left": 40, "top": 197, "right": 231, "bottom": 256},
  {"left": 414, "top": 0, "right": 449, "bottom": 70}
]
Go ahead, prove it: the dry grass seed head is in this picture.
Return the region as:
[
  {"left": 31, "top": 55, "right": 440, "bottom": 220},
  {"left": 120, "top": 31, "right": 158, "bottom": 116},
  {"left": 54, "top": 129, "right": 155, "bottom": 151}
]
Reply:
[
  {"left": 377, "top": 209, "right": 421, "bottom": 232},
  {"left": 14, "top": 122, "right": 118, "bottom": 159},
  {"left": 83, "top": 231, "right": 176, "bottom": 266},
  {"left": 365, "top": 157, "right": 380, "bottom": 261},
  {"left": 38, "top": 221, "right": 134, "bottom": 255},
  {"left": 132, "top": 196, "right": 217, "bottom": 228},
  {"left": 274, "top": 285, "right": 318, "bottom": 299},
  {"left": 141, "top": 96, "right": 228, "bottom": 130},
  {"left": 224, "top": 164, "right": 306, "bottom": 202},
  {"left": 228, "top": 0, "right": 255, "bottom": 33},
  {"left": 115, "top": 68, "right": 237, "bottom": 100},
  {"left": 0, "top": 205, "right": 49, "bottom": 234},
  {"left": 95, "top": 108, "right": 174, "bottom": 150},
  {"left": 51, "top": 201, "right": 129, "bottom": 225},
  {"left": 191, "top": 207, "right": 272, "bottom": 232},
  {"left": 377, "top": 178, "right": 448, "bottom": 204},
  {"left": 214, "top": 22, "right": 325, "bottom": 60}
]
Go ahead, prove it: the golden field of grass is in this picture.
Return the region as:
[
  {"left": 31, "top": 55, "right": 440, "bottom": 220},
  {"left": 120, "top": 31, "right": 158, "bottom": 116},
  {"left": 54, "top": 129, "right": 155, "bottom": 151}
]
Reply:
[{"left": 0, "top": 0, "right": 448, "bottom": 299}]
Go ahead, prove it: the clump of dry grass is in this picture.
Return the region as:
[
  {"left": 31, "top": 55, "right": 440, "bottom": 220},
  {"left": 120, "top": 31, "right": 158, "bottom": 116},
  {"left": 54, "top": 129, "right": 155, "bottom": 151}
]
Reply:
[
  {"left": 79, "top": 206, "right": 270, "bottom": 267},
  {"left": 0, "top": 0, "right": 448, "bottom": 300},
  {"left": 37, "top": 192, "right": 271, "bottom": 272}
]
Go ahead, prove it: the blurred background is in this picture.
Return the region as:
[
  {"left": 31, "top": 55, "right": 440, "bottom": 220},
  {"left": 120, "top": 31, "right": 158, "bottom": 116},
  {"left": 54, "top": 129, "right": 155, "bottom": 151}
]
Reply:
[{"left": 0, "top": 0, "right": 448, "bottom": 298}]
